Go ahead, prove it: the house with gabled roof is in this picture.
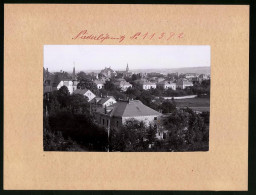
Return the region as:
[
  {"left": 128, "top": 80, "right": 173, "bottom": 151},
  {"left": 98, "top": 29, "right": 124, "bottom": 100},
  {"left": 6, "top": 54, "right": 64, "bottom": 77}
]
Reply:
[
  {"left": 98, "top": 96, "right": 117, "bottom": 107},
  {"left": 73, "top": 88, "right": 96, "bottom": 102},
  {"left": 94, "top": 100, "right": 162, "bottom": 131}
]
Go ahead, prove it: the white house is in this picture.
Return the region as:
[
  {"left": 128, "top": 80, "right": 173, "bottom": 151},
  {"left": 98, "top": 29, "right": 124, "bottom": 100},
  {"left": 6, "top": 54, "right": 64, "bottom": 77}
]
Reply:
[
  {"left": 142, "top": 81, "right": 157, "bottom": 90},
  {"left": 73, "top": 88, "right": 96, "bottom": 102},
  {"left": 114, "top": 80, "right": 132, "bottom": 91},
  {"left": 176, "top": 79, "right": 193, "bottom": 89},
  {"left": 157, "top": 81, "right": 176, "bottom": 90},
  {"left": 134, "top": 79, "right": 156, "bottom": 90},
  {"left": 94, "top": 80, "right": 104, "bottom": 89},
  {"left": 98, "top": 96, "right": 117, "bottom": 107},
  {"left": 57, "top": 80, "right": 78, "bottom": 94}
]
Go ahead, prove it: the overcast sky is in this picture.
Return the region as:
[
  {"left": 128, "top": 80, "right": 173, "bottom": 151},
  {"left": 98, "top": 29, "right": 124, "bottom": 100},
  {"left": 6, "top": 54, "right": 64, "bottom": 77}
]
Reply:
[{"left": 44, "top": 45, "right": 210, "bottom": 72}]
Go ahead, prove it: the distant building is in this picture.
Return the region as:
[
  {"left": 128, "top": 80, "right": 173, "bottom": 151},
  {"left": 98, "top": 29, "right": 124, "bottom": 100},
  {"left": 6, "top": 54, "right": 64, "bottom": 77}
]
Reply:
[
  {"left": 55, "top": 66, "right": 78, "bottom": 94},
  {"left": 134, "top": 79, "right": 157, "bottom": 90},
  {"left": 141, "top": 81, "right": 157, "bottom": 90},
  {"left": 198, "top": 74, "right": 208, "bottom": 80},
  {"left": 184, "top": 73, "right": 198, "bottom": 79},
  {"left": 73, "top": 88, "right": 96, "bottom": 102},
  {"left": 176, "top": 79, "right": 193, "bottom": 89},
  {"left": 147, "top": 72, "right": 164, "bottom": 78},
  {"left": 114, "top": 79, "right": 132, "bottom": 91},
  {"left": 94, "top": 100, "right": 162, "bottom": 132},
  {"left": 56, "top": 80, "right": 78, "bottom": 94},
  {"left": 94, "top": 80, "right": 104, "bottom": 89},
  {"left": 100, "top": 67, "right": 117, "bottom": 78},
  {"left": 157, "top": 80, "right": 176, "bottom": 90},
  {"left": 98, "top": 96, "right": 117, "bottom": 107},
  {"left": 116, "top": 64, "right": 132, "bottom": 78}
]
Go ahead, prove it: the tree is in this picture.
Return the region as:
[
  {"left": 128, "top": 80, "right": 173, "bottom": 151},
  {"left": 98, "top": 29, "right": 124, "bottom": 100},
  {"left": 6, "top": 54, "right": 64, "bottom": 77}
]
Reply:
[
  {"left": 77, "top": 78, "right": 97, "bottom": 91},
  {"left": 125, "top": 87, "right": 141, "bottom": 99},
  {"left": 163, "top": 109, "right": 189, "bottom": 150},
  {"left": 160, "top": 101, "right": 176, "bottom": 114},
  {"left": 147, "top": 124, "right": 157, "bottom": 145},
  {"left": 76, "top": 71, "right": 87, "bottom": 81},
  {"left": 109, "top": 119, "right": 159, "bottom": 152},
  {"left": 57, "top": 86, "right": 70, "bottom": 108},
  {"left": 69, "top": 94, "right": 89, "bottom": 114},
  {"left": 137, "top": 91, "right": 153, "bottom": 107},
  {"left": 163, "top": 108, "right": 209, "bottom": 151},
  {"left": 104, "top": 80, "right": 115, "bottom": 91}
]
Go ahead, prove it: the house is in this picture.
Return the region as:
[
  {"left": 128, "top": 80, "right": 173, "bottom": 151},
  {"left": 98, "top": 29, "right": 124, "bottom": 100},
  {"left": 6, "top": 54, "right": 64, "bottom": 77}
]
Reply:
[
  {"left": 94, "top": 99, "right": 162, "bottom": 130},
  {"left": 56, "top": 80, "right": 78, "bottom": 94},
  {"left": 176, "top": 79, "right": 193, "bottom": 89},
  {"left": 134, "top": 79, "right": 156, "bottom": 90},
  {"left": 184, "top": 73, "right": 198, "bottom": 79},
  {"left": 73, "top": 88, "right": 96, "bottom": 102},
  {"left": 157, "top": 81, "right": 176, "bottom": 90},
  {"left": 98, "top": 96, "right": 117, "bottom": 107},
  {"left": 141, "top": 81, "right": 157, "bottom": 90},
  {"left": 94, "top": 80, "right": 104, "bottom": 89},
  {"left": 114, "top": 79, "right": 132, "bottom": 91},
  {"left": 100, "top": 67, "right": 117, "bottom": 78},
  {"left": 50, "top": 66, "right": 78, "bottom": 94},
  {"left": 198, "top": 74, "right": 208, "bottom": 80}
]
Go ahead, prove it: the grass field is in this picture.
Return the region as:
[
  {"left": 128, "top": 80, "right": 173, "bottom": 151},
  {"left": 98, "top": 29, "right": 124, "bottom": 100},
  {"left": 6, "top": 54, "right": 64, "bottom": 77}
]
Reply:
[{"left": 175, "top": 97, "right": 210, "bottom": 112}]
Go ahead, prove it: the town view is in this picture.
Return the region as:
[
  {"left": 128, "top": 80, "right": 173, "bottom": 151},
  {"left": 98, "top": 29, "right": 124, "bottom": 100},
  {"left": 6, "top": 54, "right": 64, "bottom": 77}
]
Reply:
[{"left": 43, "top": 45, "right": 210, "bottom": 152}]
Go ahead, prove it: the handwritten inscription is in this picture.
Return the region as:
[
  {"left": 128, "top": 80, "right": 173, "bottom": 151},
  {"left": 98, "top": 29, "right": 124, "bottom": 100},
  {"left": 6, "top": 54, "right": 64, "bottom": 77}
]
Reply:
[{"left": 72, "top": 30, "right": 184, "bottom": 43}]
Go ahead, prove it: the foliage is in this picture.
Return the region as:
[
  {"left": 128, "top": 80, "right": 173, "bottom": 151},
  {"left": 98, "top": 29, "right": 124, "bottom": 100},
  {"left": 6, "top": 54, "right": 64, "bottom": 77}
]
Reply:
[
  {"left": 43, "top": 87, "right": 108, "bottom": 151},
  {"left": 43, "top": 128, "right": 86, "bottom": 151},
  {"left": 104, "top": 80, "right": 116, "bottom": 91},
  {"left": 163, "top": 108, "right": 209, "bottom": 151},
  {"left": 77, "top": 78, "right": 98, "bottom": 94},
  {"left": 109, "top": 119, "right": 157, "bottom": 152},
  {"left": 160, "top": 100, "right": 177, "bottom": 114}
]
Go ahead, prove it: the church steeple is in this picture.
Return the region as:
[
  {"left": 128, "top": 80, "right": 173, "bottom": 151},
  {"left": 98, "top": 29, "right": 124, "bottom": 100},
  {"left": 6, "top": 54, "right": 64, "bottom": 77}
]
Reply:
[
  {"left": 72, "top": 62, "right": 76, "bottom": 80},
  {"left": 126, "top": 63, "right": 129, "bottom": 72}
]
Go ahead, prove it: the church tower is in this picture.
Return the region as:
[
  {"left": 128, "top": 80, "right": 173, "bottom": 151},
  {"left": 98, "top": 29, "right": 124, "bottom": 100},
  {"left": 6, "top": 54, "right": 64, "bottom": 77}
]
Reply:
[
  {"left": 126, "top": 63, "right": 129, "bottom": 72},
  {"left": 72, "top": 62, "right": 76, "bottom": 80}
]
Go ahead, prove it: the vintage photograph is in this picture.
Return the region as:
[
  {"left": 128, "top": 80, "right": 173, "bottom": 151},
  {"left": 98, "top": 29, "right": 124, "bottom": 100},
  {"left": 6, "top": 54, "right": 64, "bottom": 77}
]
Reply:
[{"left": 43, "top": 45, "right": 210, "bottom": 152}]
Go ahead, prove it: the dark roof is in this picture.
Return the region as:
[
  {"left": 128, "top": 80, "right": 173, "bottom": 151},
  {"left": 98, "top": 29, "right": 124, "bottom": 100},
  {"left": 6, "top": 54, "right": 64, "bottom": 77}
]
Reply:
[
  {"left": 158, "top": 80, "right": 176, "bottom": 85},
  {"left": 73, "top": 89, "right": 90, "bottom": 95},
  {"left": 98, "top": 96, "right": 116, "bottom": 105},
  {"left": 107, "top": 100, "right": 161, "bottom": 117}
]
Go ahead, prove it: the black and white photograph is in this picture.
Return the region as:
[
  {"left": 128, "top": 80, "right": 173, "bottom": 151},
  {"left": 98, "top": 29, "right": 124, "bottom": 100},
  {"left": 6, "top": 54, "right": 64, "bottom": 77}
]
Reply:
[{"left": 43, "top": 45, "right": 210, "bottom": 152}]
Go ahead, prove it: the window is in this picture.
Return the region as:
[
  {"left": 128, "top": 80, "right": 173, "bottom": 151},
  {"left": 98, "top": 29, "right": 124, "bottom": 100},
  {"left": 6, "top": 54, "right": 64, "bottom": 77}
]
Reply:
[
  {"left": 107, "top": 120, "right": 109, "bottom": 126},
  {"left": 154, "top": 117, "right": 157, "bottom": 120},
  {"left": 103, "top": 119, "right": 105, "bottom": 125},
  {"left": 116, "top": 121, "right": 119, "bottom": 127}
]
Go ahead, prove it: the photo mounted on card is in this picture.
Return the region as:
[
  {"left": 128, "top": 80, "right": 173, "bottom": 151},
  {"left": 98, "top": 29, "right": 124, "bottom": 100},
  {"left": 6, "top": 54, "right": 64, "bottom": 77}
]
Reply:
[{"left": 4, "top": 4, "right": 249, "bottom": 190}]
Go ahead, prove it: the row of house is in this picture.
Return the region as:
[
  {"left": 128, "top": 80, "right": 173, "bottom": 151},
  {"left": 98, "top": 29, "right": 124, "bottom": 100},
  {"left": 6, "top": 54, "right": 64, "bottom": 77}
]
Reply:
[{"left": 133, "top": 78, "right": 193, "bottom": 90}]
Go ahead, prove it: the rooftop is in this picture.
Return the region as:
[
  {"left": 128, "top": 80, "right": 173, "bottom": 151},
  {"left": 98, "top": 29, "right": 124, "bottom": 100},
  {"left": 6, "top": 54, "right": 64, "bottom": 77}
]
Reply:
[
  {"left": 97, "top": 100, "right": 161, "bottom": 117},
  {"left": 73, "top": 88, "right": 90, "bottom": 95}
]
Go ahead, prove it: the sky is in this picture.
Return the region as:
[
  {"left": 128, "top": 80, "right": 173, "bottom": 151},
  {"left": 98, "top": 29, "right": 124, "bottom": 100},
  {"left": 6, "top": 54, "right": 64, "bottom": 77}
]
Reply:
[{"left": 44, "top": 45, "right": 210, "bottom": 72}]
